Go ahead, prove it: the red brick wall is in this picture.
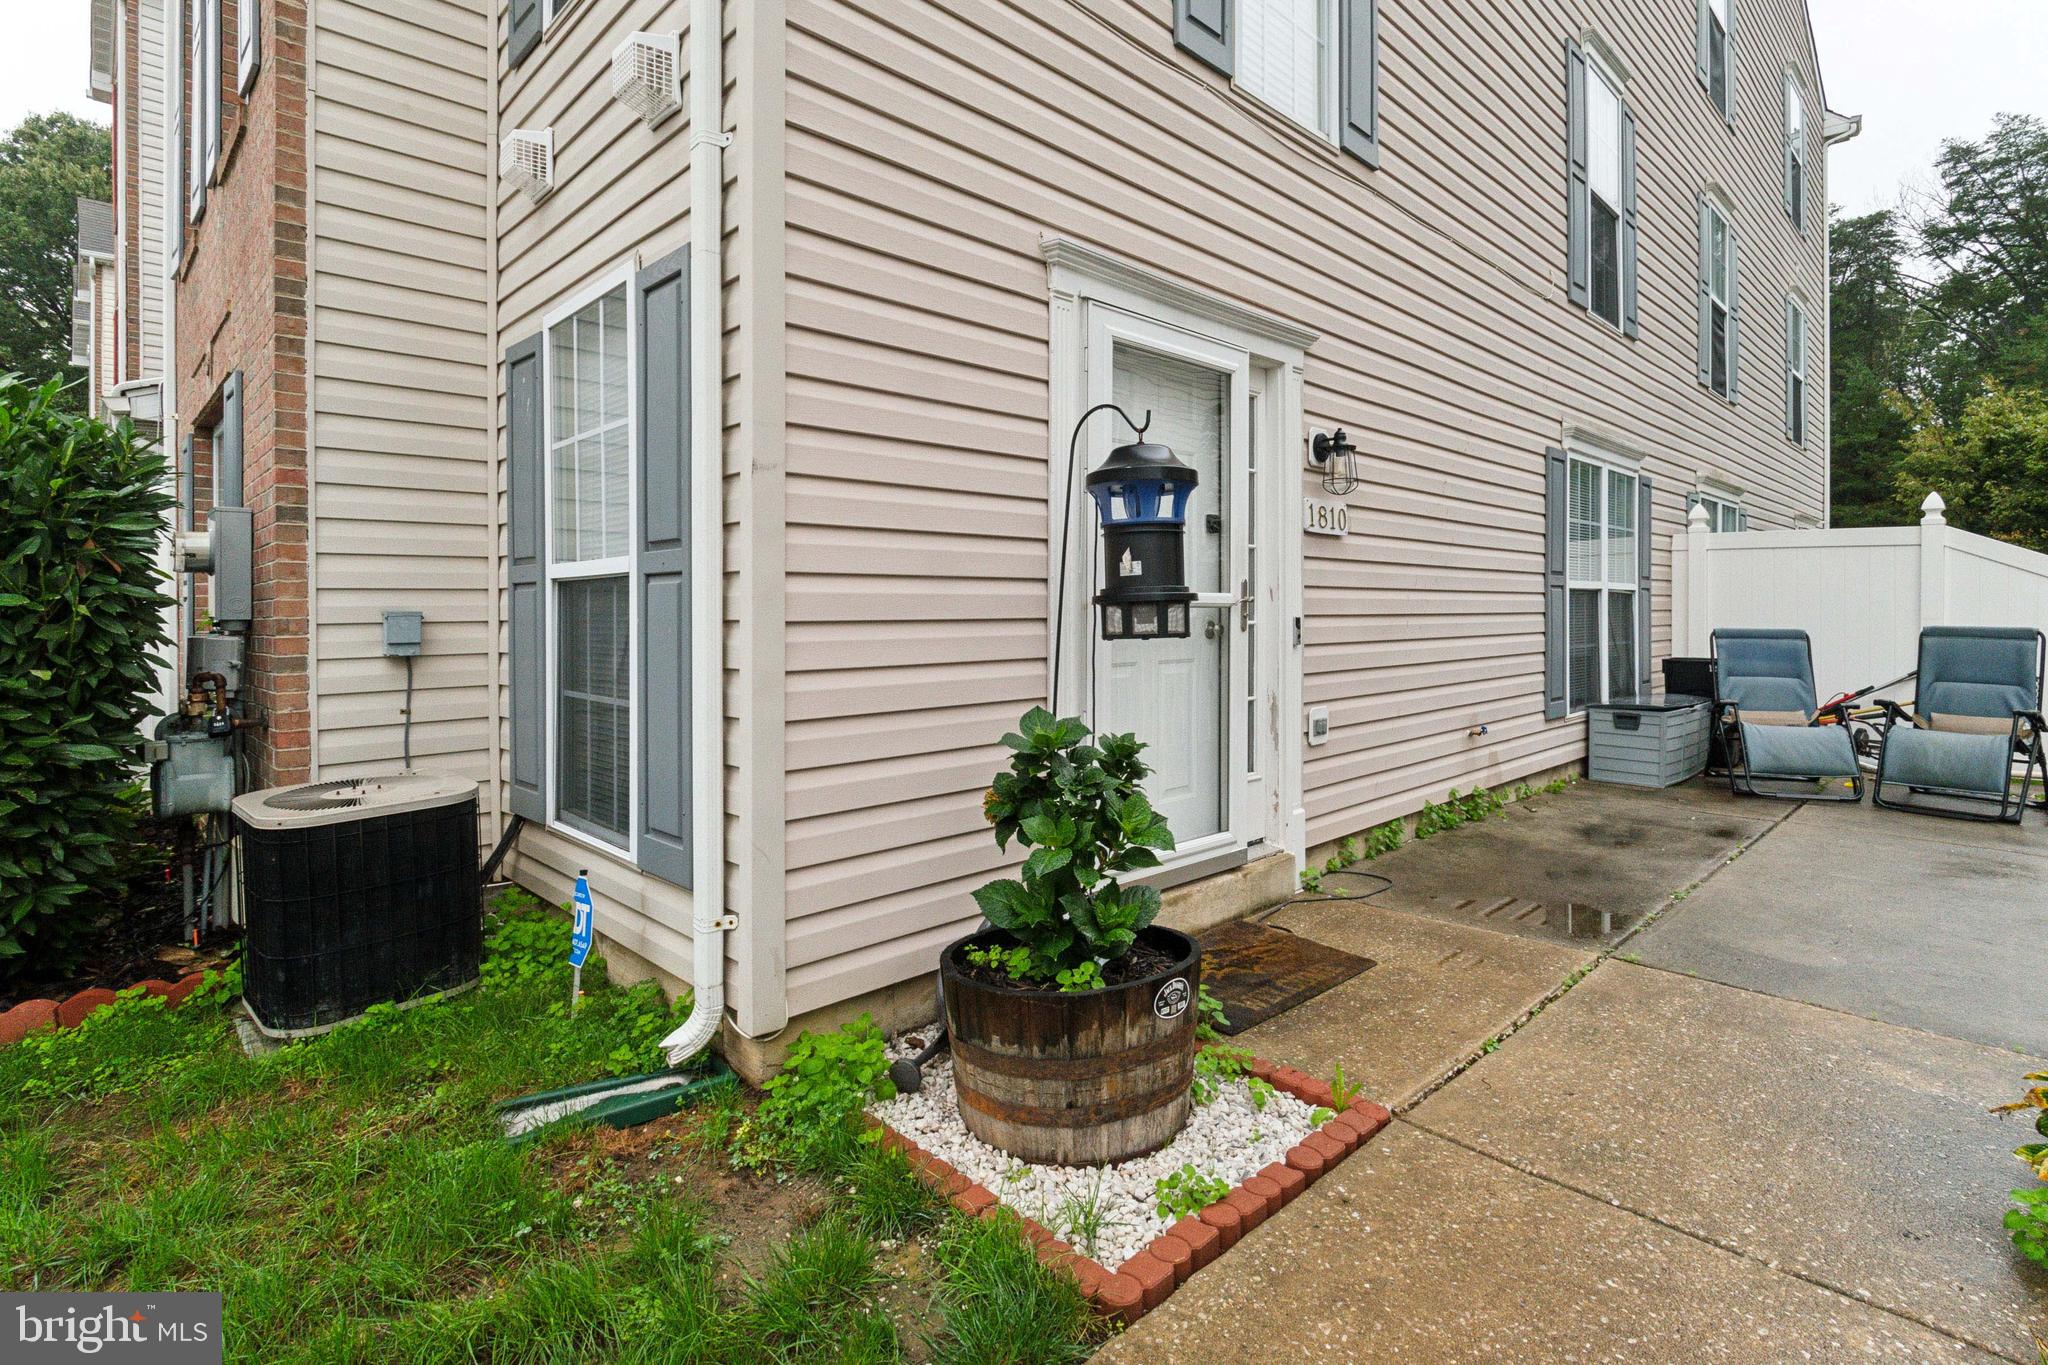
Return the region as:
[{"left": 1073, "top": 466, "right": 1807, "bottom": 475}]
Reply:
[{"left": 172, "top": 0, "right": 310, "bottom": 787}]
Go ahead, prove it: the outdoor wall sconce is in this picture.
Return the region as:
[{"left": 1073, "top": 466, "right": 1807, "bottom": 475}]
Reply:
[{"left": 1310, "top": 428, "right": 1360, "bottom": 496}]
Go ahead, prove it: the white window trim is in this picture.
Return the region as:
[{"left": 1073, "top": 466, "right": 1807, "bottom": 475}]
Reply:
[
  {"left": 1581, "top": 45, "right": 1627, "bottom": 332},
  {"left": 1693, "top": 488, "right": 1747, "bottom": 533},
  {"left": 1784, "top": 71, "right": 1807, "bottom": 230},
  {"left": 1041, "top": 236, "right": 1311, "bottom": 867},
  {"left": 1233, "top": 0, "right": 1341, "bottom": 144},
  {"left": 540, "top": 260, "right": 639, "bottom": 860},
  {"left": 1703, "top": 194, "right": 1736, "bottom": 399},
  {"left": 1700, "top": 0, "right": 1733, "bottom": 118},
  {"left": 1786, "top": 293, "right": 1808, "bottom": 445},
  {"left": 542, "top": 0, "right": 582, "bottom": 31},
  {"left": 1564, "top": 444, "right": 1642, "bottom": 713}
]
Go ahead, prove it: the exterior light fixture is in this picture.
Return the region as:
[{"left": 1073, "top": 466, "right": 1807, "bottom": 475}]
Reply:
[
  {"left": 1310, "top": 428, "right": 1360, "bottom": 496},
  {"left": 1086, "top": 429, "right": 1199, "bottom": 641}
]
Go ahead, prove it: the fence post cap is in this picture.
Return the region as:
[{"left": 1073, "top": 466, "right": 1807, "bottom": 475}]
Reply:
[
  {"left": 1920, "top": 491, "right": 1946, "bottom": 524},
  {"left": 1687, "top": 501, "right": 1712, "bottom": 531}
]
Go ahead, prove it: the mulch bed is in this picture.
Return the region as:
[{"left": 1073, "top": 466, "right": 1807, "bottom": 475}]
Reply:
[{"left": 870, "top": 1055, "right": 1392, "bottom": 1325}]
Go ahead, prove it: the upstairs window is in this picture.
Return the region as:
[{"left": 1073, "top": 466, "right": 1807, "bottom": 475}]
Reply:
[
  {"left": 1784, "top": 75, "right": 1808, "bottom": 231},
  {"left": 1785, "top": 296, "right": 1808, "bottom": 444},
  {"left": 1584, "top": 60, "right": 1623, "bottom": 327},
  {"left": 1174, "top": 0, "right": 1381, "bottom": 166},
  {"left": 1566, "top": 39, "right": 1637, "bottom": 335},
  {"left": 1237, "top": 0, "right": 1336, "bottom": 138},
  {"left": 1698, "top": 198, "right": 1739, "bottom": 400},
  {"left": 1697, "top": 0, "right": 1734, "bottom": 124}
]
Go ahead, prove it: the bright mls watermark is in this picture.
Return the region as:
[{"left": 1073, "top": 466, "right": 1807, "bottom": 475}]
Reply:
[{"left": 4, "top": 1294, "right": 220, "bottom": 1362}]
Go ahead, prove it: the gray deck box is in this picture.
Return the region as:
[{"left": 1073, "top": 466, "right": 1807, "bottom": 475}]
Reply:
[{"left": 1586, "top": 699, "right": 1711, "bottom": 788}]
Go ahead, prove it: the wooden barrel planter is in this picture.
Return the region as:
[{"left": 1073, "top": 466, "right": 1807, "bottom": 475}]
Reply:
[{"left": 942, "top": 925, "right": 1200, "bottom": 1166}]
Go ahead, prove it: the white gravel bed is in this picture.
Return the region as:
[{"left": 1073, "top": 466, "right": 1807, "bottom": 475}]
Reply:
[{"left": 870, "top": 1038, "right": 1321, "bottom": 1270}]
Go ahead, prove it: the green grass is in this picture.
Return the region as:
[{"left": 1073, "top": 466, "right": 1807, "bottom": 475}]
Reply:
[{"left": 0, "top": 892, "right": 1099, "bottom": 1363}]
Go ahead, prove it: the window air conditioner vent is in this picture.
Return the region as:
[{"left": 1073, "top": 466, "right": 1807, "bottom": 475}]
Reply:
[
  {"left": 500, "top": 128, "right": 554, "bottom": 203},
  {"left": 610, "top": 31, "right": 682, "bottom": 127}
]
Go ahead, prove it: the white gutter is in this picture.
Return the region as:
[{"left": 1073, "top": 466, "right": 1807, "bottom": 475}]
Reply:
[{"left": 663, "top": 0, "right": 733, "bottom": 1066}]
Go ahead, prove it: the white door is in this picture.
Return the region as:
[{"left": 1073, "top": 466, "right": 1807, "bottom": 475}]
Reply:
[{"left": 1086, "top": 307, "right": 1251, "bottom": 857}]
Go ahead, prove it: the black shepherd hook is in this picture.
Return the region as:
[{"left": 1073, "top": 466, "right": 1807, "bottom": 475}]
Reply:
[{"left": 1051, "top": 403, "right": 1151, "bottom": 718}]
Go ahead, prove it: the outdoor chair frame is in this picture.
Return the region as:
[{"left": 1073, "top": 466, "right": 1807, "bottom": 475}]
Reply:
[
  {"left": 1873, "top": 627, "right": 2048, "bottom": 824},
  {"left": 1711, "top": 629, "right": 1863, "bottom": 803}
]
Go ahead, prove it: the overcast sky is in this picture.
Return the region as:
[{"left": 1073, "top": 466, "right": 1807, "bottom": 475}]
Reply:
[{"left": 3, "top": 1, "right": 2043, "bottom": 217}]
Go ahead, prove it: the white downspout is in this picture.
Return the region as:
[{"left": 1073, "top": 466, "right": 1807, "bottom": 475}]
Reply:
[{"left": 663, "top": 0, "right": 732, "bottom": 1066}]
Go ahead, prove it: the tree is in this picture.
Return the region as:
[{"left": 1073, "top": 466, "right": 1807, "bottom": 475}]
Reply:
[
  {"left": 0, "top": 114, "right": 112, "bottom": 410},
  {"left": 1895, "top": 385, "right": 2048, "bottom": 554},
  {"left": 1828, "top": 209, "right": 1920, "bottom": 527},
  {"left": 1910, "top": 114, "right": 2048, "bottom": 426}
]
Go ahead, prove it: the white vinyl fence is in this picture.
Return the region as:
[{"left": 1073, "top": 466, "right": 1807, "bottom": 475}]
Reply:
[{"left": 1672, "top": 494, "right": 2048, "bottom": 701}]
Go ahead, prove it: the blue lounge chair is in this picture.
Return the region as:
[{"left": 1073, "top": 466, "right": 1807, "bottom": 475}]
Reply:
[
  {"left": 1711, "top": 629, "right": 1862, "bottom": 801},
  {"left": 1874, "top": 626, "right": 2047, "bottom": 823}
]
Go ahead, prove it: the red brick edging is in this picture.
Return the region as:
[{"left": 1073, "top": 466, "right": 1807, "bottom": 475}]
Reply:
[
  {"left": 872, "top": 1052, "right": 1393, "bottom": 1325},
  {"left": 0, "top": 972, "right": 211, "bottom": 1046}
]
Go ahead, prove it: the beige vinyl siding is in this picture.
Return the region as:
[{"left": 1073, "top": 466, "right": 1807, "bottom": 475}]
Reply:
[
  {"left": 489, "top": 1, "right": 758, "bottom": 1011},
  {"left": 776, "top": 0, "right": 1828, "bottom": 1015},
  {"left": 137, "top": 0, "right": 167, "bottom": 378},
  {"left": 309, "top": 0, "right": 495, "bottom": 786}
]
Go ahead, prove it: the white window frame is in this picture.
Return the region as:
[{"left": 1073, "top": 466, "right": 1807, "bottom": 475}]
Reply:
[
  {"left": 1704, "top": 198, "right": 1734, "bottom": 399},
  {"left": 1785, "top": 294, "right": 1807, "bottom": 445},
  {"left": 542, "top": 0, "right": 583, "bottom": 29},
  {"left": 540, "top": 261, "right": 639, "bottom": 858},
  {"left": 1784, "top": 73, "right": 1807, "bottom": 232},
  {"left": 1582, "top": 48, "right": 1627, "bottom": 331},
  {"left": 1694, "top": 489, "right": 1747, "bottom": 533},
  {"left": 1565, "top": 447, "right": 1641, "bottom": 713},
  {"left": 1234, "top": 0, "right": 1340, "bottom": 143}
]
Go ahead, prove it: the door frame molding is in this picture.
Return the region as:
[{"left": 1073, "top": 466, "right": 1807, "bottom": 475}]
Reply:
[{"left": 1040, "top": 236, "right": 1312, "bottom": 868}]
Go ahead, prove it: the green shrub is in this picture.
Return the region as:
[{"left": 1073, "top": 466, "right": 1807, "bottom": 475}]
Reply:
[
  {"left": 0, "top": 375, "right": 173, "bottom": 972},
  {"left": 972, "top": 708, "right": 1176, "bottom": 981},
  {"left": 1995, "top": 1070, "right": 2048, "bottom": 1267}
]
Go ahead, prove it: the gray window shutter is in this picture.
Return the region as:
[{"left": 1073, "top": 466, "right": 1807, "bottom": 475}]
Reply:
[
  {"left": 1695, "top": 198, "right": 1712, "bottom": 387},
  {"left": 1725, "top": 226, "right": 1740, "bottom": 400},
  {"left": 1637, "top": 476, "right": 1654, "bottom": 693},
  {"left": 1695, "top": 0, "right": 1712, "bottom": 92},
  {"left": 1544, "top": 447, "right": 1569, "bottom": 720},
  {"left": 1338, "top": 0, "right": 1378, "bottom": 168},
  {"left": 1783, "top": 297, "right": 1797, "bottom": 439},
  {"left": 206, "top": 0, "right": 223, "bottom": 182},
  {"left": 1174, "top": 0, "right": 1233, "bottom": 78},
  {"left": 509, "top": 0, "right": 542, "bottom": 69},
  {"left": 1619, "top": 100, "right": 1638, "bottom": 337},
  {"left": 236, "top": 0, "right": 260, "bottom": 95},
  {"left": 505, "top": 333, "right": 546, "bottom": 822},
  {"left": 635, "top": 248, "right": 692, "bottom": 888},
  {"left": 168, "top": 80, "right": 184, "bottom": 265},
  {"left": 1564, "top": 41, "right": 1589, "bottom": 312}
]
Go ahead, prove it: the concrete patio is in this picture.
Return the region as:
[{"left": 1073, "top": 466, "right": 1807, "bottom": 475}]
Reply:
[{"left": 1101, "top": 779, "right": 2048, "bottom": 1362}]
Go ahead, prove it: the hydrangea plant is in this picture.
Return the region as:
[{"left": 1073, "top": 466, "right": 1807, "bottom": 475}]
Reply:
[{"left": 972, "top": 708, "right": 1176, "bottom": 986}]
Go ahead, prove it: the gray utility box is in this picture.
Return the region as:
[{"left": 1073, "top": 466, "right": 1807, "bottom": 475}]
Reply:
[{"left": 1586, "top": 699, "right": 1711, "bottom": 788}]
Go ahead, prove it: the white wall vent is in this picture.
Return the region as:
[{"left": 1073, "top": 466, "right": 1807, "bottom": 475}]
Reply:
[
  {"left": 610, "top": 31, "right": 682, "bottom": 127},
  {"left": 500, "top": 128, "right": 555, "bottom": 204}
]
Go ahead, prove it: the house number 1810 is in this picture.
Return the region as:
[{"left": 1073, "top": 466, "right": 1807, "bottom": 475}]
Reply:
[{"left": 1303, "top": 498, "right": 1350, "bottom": 537}]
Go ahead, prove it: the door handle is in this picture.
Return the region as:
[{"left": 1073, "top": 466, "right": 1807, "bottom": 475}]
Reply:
[
  {"left": 1204, "top": 618, "right": 1221, "bottom": 640},
  {"left": 1237, "top": 577, "right": 1253, "bottom": 632}
]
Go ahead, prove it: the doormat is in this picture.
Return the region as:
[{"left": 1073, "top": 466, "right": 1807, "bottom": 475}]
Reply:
[{"left": 1196, "top": 919, "right": 1374, "bottom": 1034}]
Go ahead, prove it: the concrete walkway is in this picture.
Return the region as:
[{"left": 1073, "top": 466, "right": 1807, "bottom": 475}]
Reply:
[{"left": 1101, "top": 783, "right": 2048, "bottom": 1362}]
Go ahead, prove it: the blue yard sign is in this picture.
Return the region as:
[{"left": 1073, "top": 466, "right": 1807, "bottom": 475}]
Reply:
[{"left": 569, "top": 874, "right": 595, "bottom": 968}]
